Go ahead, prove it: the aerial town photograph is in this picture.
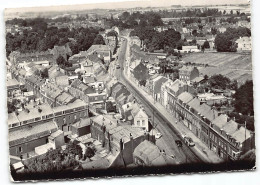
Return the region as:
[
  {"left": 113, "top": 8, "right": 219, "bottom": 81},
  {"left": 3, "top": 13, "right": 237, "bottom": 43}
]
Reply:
[{"left": 4, "top": 0, "right": 256, "bottom": 182}]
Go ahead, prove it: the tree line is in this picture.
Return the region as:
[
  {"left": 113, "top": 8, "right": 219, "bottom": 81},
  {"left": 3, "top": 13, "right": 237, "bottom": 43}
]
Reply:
[
  {"left": 107, "top": 11, "right": 163, "bottom": 29},
  {"left": 6, "top": 18, "right": 105, "bottom": 57},
  {"left": 130, "top": 27, "right": 181, "bottom": 53}
]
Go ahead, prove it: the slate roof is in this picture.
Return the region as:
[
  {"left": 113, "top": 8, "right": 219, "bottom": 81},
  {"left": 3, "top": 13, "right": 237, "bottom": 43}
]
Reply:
[
  {"left": 56, "top": 92, "right": 75, "bottom": 105},
  {"left": 222, "top": 120, "right": 238, "bottom": 135},
  {"left": 72, "top": 117, "right": 91, "bottom": 128},
  {"left": 9, "top": 121, "right": 57, "bottom": 146},
  {"left": 16, "top": 103, "right": 53, "bottom": 123},
  {"left": 86, "top": 45, "right": 112, "bottom": 55},
  {"left": 133, "top": 140, "right": 167, "bottom": 166},
  {"left": 178, "top": 92, "right": 194, "bottom": 104},
  {"left": 179, "top": 66, "right": 195, "bottom": 72},
  {"left": 212, "top": 114, "right": 229, "bottom": 129},
  {"left": 231, "top": 127, "right": 251, "bottom": 143}
]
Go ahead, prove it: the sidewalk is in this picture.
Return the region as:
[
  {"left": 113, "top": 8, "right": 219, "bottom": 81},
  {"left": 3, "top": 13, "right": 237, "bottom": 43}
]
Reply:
[{"left": 123, "top": 68, "right": 222, "bottom": 164}]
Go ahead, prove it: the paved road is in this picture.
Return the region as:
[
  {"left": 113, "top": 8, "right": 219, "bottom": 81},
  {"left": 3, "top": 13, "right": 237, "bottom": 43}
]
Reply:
[{"left": 113, "top": 36, "right": 203, "bottom": 164}]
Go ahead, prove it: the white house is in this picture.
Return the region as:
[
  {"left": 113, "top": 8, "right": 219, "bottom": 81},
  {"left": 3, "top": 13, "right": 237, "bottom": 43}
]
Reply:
[
  {"left": 235, "top": 36, "right": 251, "bottom": 51},
  {"left": 181, "top": 46, "right": 200, "bottom": 53},
  {"left": 131, "top": 107, "right": 149, "bottom": 131}
]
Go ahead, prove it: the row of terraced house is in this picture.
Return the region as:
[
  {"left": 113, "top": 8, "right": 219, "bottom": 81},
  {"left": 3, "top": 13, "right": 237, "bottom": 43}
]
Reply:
[{"left": 146, "top": 73, "right": 255, "bottom": 161}]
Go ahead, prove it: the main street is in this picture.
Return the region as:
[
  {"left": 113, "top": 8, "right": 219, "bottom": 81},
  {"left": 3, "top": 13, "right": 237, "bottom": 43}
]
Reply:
[{"left": 112, "top": 36, "right": 204, "bottom": 164}]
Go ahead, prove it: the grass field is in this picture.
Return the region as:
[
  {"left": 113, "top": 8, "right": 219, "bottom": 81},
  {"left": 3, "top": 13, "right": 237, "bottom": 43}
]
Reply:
[{"left": 182, "top": 52, "right": 252, "bottom": 85}]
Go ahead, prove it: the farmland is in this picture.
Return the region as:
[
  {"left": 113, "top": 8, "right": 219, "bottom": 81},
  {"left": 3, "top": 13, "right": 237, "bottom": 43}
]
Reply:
[{"left": 182, "top": 52, "right": 252, "bottom": 85}]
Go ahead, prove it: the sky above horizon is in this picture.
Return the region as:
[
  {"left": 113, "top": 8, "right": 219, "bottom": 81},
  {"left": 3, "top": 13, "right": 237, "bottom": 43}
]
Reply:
[{"left": 5, "top": 0, "right": 250, "bottom": 14}]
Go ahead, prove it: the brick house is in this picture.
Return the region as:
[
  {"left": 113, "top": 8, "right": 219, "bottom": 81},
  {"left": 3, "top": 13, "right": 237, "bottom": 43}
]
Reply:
[
  {"left": 179, "top": 66, "right": 199, "bottom": 82},
  {"left": 9, "top": 120, "right": 57, "bottom": 158}
]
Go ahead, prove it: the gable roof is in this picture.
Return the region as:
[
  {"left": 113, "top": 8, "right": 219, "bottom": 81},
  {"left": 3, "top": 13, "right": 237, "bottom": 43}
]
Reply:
[
  {"left": 231, "top": 127, "right": 251, "bottom": 143},
  {"left": 133, "top": 140, "right": 167, "bottom": 166},
  {"left": 212, "top": 114, "right": 229, "bottom": 129},
  {"left": 222, "top": 120, "right": 238, "bottom": 135},
  {"left": 178, "top": 92, "right": 194, "bottom": 104}
]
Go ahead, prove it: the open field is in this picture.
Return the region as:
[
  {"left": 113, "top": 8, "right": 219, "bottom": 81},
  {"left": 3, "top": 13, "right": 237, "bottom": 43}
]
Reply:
[{"left": 182, "top": 52, "right": 252, "bottom": 85}]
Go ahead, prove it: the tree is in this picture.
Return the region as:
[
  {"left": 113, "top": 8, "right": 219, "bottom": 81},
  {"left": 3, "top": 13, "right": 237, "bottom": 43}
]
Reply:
[
  {"left": 203, "top": 40, "right": 210, "bottom": 49},
  {"left": 120, "top": 11, "right": 130, "bottom": 21},
  {"left": 233, "top": 80, "right": 254, "bottom": 116},
  {"left": 133, "top": 62, "right": 149, "bottom": 83},
  {"left": 93, "top": 34, "right": 105, "bottom": 45},
  {"left": 107, "top": 30, "right": 118, "bottom": 37},
  {"left": 106, "top": 101, "right": 116, "bottom": 112},
  {"left": 85, "top": 147, "right": 96, "bottom": 158},
  {"left": 64, "top": 142, "right": 83, "bottom": 159},
  {"left": 41, "top": 68, "right": 49, "bottom": 79},
  {"left": 211, "top": 27, "right": 217, "bottom": 35},
  {"left": 208, "top": 74, "right": 231, "bottom": 89},
  {"left": 192, "top": 29, "right": 198, "bottom": 36},
  {"left": 56, "top": 55, "right": 66, "bottom": 66}
]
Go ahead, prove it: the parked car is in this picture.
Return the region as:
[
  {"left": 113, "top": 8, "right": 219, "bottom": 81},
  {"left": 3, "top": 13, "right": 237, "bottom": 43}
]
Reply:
[
  {"left": 184, "top": 137, "right": 195, "bottom": 147},
  {"left": 155, "top": 132, "right": 162, "bottom": 139},
  {"left": 175, "top": 140, "right": 182, "bottom": 147}
]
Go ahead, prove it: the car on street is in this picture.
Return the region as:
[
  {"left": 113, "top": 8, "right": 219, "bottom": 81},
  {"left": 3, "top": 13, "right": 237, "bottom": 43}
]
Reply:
[
  {"left": 155, "top": 132, "right": 162, "bottom": 139},
  {"left": 184, "top": 137, "right": 195, "bottom": 147},
  {"left": 175, "top": 140, "right": 182, "bottom": 147}
]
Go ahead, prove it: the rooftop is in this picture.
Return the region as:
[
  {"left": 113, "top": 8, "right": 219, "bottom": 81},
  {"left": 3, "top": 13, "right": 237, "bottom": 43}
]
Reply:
[
  {"left": 178, "top": 92, "right": 194, "bottom": 104},
  {"left": 6, "top": 78, "right": 19, "bottom": 87},
  {"left": 133, "top": 140, "right": 167, "bottom": 166},
  {"left": 16, "top": 103, "right": 53, "bottom": 123},
  {"left": 72, "top": 117, "right": 91, "bottom": 128},
  {"left": 9, "top": 121, "right": 57, "bottom": 146},
  {"left": 222, "top": 120, "right": 238, "bottom": 135},
  {"left": 231, "top": 126, "right": 251, "bottom": 143},
  {"left": 212, "top": 114, "right": 229, "bottom": 129}
]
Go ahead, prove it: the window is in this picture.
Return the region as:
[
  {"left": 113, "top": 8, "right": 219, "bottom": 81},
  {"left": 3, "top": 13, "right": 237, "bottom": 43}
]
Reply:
[
  {"left": 95, "top": 97, "right": 98, "bottom": 101},
  {"left": 18, "top": 147, "right": 22, "bottom": 153},
  {"left": 74, "top": 115, "right": 77, "bottom": 120},
  {"left": 137, "top": 121, "right": 140, "bottom": 126},
  {"left": 142, "top": 120, "right": 145, "bottom": 126}
]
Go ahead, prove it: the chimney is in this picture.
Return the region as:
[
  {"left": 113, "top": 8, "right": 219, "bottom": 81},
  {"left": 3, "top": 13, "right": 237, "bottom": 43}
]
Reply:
[
  {"left": 227, "top": 117, "right": 231, "bottom": 122},
  {"left": 38, "top": 108, "right": 42, "bottom": 113},
  {"left": 120, "top": 138, "right": 124, "bottom": 151}
]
